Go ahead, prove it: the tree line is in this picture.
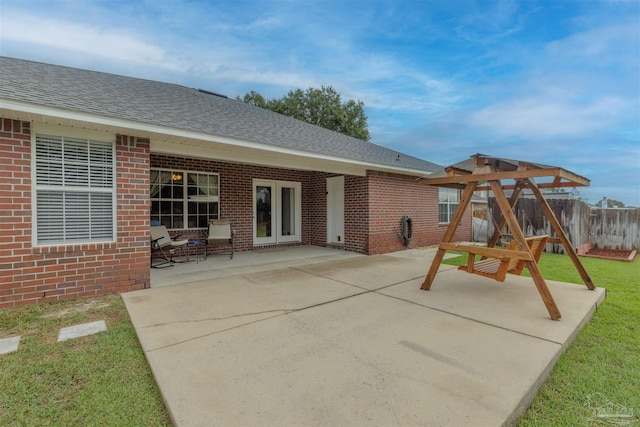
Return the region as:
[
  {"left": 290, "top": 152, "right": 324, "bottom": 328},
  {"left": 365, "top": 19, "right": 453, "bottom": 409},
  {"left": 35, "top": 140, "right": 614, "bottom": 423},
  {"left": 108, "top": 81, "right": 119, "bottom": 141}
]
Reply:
[{"left": 237, "top": 86, "right": 370, "bottom": 141}]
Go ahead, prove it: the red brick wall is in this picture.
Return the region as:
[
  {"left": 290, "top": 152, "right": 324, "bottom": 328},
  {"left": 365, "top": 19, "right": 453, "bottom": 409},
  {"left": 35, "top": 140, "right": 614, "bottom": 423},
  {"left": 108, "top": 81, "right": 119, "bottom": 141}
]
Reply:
[
  {"left": 0, "top": 120, "right": 32, "bottom": 308},
  {"left": 0, "top": 119, "right": 471, "bottom": 308},
  {"left": 2, "top": 123, "right": 472, "bottom": 308},
  {"left": 151, "top": 155, "right": 375, "bottom": 254},
  {"left": 345, "top": 175, "right": 370, "bottom": 253},
  {"left": 307, "top": 172, "right": 329, "bottom": 247},
  {"left": 114, "top": 135, "right": 151, "bottom": 292},
  {"left": 307, "top": 173, "right": 370, "bottom": 254},
  {"left": 150, "top": 156, "right": 472, "bottom": 256},
  {"left": 151, "top": 155, "right": 317, "bottom": 253},
  {"left": 367, "top": 171, "right": 472, "bottom": 255},
  {"left": 0, "top": 121, "right": 149, "bottom": 308}
]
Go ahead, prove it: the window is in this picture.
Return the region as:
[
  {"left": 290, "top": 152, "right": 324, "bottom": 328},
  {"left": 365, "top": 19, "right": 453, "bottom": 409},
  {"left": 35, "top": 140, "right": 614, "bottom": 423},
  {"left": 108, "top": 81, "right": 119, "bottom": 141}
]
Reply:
[
  {"left": 439, "top": 188, "right": 460, "bottom": 223},
  {"left": 34, "top": 133, "right": 115, "bottom": 245},
  {"left": 150, "top": 169, "right": 219, "bottom": 229}
]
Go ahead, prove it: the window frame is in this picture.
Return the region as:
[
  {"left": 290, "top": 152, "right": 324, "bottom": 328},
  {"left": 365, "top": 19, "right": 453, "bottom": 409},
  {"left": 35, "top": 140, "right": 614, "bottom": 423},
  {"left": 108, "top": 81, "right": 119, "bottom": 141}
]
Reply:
[
  {"left": 438, "top": 187, "right": 460, "bottom": 224},
  {"left": 32, "top": 128, "right": 117, "bottom": 246},
  {"left": 150, "top": 168, "right": 220, "bottom": 230}
]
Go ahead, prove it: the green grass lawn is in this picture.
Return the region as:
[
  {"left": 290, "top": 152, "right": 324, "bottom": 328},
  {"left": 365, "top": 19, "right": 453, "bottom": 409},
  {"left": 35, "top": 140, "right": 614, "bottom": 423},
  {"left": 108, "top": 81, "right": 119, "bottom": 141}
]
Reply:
[
  {"left": 443, "top": 251, "right": 640, "bottom": 426},
  {"left": 0, "top": 294, "right": 171, "bottom": 426},
  {"left": 1, "top": 252, "right": 638, "bottom": 426}
]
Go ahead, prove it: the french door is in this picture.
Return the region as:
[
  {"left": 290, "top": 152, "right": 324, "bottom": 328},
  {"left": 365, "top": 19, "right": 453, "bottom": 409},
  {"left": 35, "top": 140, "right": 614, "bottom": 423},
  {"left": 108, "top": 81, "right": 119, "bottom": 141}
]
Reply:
[{"left": 253, "top": 179, "right": 301, "bottom": 245}]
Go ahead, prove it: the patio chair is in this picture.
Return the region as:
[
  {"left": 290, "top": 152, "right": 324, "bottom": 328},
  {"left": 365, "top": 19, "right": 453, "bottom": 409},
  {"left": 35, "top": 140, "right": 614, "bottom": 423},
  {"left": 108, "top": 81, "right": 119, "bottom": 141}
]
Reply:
[
  {"left": 206, "top": 219, "right": 234, "bottom": 259},
  {"left": 150, "top": 225, "right": 190, "bottom": 268}
]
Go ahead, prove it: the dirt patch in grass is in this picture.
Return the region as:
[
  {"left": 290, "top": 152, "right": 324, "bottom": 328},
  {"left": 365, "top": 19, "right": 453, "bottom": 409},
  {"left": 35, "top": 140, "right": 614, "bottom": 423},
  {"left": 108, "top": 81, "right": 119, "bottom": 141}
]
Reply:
[
  {"left": 583, "top": 247, "right": 637, "bottom": 262},
  {"left": 41, "top": 298, "right": 112, "bottom": 319}
]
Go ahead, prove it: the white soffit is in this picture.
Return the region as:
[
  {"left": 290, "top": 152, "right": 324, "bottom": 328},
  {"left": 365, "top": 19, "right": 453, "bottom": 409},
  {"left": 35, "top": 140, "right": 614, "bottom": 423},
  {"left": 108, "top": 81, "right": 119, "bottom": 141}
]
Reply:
[
  {"left": 1, "top": 99, "right": 430, "bottom": 177},
  {"left": 151, "top": 140, "right": 368, "bottom": 176}
]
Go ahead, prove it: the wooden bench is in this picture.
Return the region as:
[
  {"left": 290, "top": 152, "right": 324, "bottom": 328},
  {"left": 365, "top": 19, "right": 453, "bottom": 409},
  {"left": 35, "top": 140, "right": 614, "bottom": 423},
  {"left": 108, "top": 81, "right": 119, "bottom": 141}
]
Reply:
[
  {"left": 454, "top": 235, "right": 549, "bottom": 282},
  {"left": 458, "top": 235, "right": 549, "bottom": 281}
]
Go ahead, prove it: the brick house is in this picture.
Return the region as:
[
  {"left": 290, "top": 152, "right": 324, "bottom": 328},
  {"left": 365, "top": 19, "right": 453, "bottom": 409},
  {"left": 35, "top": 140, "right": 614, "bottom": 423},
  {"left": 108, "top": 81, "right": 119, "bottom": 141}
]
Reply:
[{"left": 0, "top": 57, "right": 471, "bottom": 308}]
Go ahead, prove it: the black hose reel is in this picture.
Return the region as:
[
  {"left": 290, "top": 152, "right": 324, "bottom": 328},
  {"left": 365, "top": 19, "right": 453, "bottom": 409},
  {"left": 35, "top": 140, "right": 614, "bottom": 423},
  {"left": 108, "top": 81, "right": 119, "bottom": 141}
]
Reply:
[{"left": 401, "top": 216, "right": 413, "bottom": 247}]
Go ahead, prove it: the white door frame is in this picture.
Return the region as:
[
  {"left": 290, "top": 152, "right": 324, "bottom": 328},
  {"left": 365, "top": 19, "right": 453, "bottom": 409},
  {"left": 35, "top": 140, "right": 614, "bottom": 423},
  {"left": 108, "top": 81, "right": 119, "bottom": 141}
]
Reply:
[{"left": 253, "top": 179, "right": 301, "bottom": 245}]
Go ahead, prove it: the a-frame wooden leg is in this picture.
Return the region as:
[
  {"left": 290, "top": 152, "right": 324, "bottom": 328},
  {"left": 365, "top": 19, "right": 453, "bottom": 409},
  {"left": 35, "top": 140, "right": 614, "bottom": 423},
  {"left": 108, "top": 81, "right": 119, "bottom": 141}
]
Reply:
[
  {"left": 486, "top": 180, "right": 525, "bottom": 251},
  {"left": 488, "top": 181, "right": 530, "bottom": 252},
  {"left": 421, "top": 247, "right": 447, "bottom": 290},
  {"left": 489, "top": 180, "right": 562, "bottom": 320},
  {"left": 526, "top": 260, "right": 562, "bottom": 320},
  {"left": 526, "top": 179, "right": 596, "bottom": 290},
  {"left": 421, "top": 183, "right": 477, "bottom": 290}
]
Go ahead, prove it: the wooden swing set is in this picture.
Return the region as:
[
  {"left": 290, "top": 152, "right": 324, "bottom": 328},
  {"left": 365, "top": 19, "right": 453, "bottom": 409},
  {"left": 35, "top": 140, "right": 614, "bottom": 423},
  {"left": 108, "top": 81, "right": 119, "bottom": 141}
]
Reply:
[{"left": 420, "top": 155, "right": 596, "bottom": 320}]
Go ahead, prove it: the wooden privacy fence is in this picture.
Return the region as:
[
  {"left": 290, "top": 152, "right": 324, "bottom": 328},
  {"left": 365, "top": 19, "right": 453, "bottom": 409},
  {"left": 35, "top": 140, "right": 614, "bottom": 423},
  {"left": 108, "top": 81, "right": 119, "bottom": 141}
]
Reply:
[
  {"left": 488, "top": 198, "right": 640, "bottom": 252},
  {"left": 590, "top": 208, "right": 640, "bottom": 251}
]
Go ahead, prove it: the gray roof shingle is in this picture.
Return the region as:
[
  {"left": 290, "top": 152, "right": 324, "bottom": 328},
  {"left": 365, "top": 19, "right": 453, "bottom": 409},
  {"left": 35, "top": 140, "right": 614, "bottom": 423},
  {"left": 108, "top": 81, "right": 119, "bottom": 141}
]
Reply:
[{"left": 0, "top": 56, "right": 440, "bottom": 173}]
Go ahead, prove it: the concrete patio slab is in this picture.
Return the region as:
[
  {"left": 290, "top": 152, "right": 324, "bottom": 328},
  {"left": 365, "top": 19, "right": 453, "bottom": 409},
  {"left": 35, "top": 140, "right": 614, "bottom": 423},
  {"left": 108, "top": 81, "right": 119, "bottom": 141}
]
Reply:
[
  {"left": 151, "top": 246, "right": 362, "bottom": 288},
  {"left": 144, "top": 292, "right": 560, "bottom": 427},
  {"left": 126, "top": 267, "right": 367, "bottom": 351},
  {"left": 123, "top": 248, "right": 605, "bottom": 427},
  {"left": 379, "top": 271, "right": 605, "bottom": 345},
  {"left": 295, "top": 254, "right": 440, "bottom": 290}
]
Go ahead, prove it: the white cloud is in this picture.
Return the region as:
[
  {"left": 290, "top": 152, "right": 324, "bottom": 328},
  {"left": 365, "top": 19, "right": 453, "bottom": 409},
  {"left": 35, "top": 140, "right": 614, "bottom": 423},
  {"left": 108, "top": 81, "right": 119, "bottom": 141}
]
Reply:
[
  {"left": 459, "top": 16, "right": 639, "bottom": 141},
  {"left": 208, "top": 66, "right": 316, "bottom": 91},
  {"left": 220, "top": 16, "right": 284, "bottom": 32},
  {"left": 545, "top": 20, "right": 639, "bottom": 65},
  {"left": 1, "top": 12, "right": 186, "bottom": 71},
  {"left": 468, "top": 95, "right": 630, "bottom": 137},
  {"left": 455, "top": 0, "right": 525, "bottom": 43}
]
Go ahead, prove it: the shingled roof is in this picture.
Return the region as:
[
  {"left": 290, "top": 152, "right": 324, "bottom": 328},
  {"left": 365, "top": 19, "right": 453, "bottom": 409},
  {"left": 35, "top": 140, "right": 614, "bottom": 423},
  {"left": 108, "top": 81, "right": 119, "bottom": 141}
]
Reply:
[{"left": 0, "top": 56, "right": 440, "bottom": 174}]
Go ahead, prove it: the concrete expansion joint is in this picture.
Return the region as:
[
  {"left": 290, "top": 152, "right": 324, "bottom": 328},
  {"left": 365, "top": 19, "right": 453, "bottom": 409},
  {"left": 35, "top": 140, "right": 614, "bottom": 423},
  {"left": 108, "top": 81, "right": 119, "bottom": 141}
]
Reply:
[
  {"left": 144, "top": 290, "right": 388, "bottom": 353},
  {"left": 141, "top": 309, "right": 295, "bottom": 329},
  {"left": 145, "top": 311, "right": 293, "bottom": 352},
  {"left": 381, "top": 293, "right": 566, "bottom": 346},
  {"left": 289, "top": 266, "right": 425, "bottom": 292}
]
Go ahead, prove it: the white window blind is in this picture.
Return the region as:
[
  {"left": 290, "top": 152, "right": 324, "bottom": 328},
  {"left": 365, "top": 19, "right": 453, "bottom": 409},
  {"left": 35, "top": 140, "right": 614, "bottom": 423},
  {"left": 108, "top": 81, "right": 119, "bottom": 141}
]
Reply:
[{"left": 35, "top": 134, "right": 115, "bottom": 244}]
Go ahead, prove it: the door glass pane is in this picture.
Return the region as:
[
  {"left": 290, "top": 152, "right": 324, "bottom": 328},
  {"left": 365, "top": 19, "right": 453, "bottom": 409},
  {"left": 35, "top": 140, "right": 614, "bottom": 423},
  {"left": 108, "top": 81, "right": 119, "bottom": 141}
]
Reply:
[
  {"left": 281, "top": 187, "right": 295, "bottom": 236},
  {"left": 256, "top": 185, "right": 272, "bottom": 237}
]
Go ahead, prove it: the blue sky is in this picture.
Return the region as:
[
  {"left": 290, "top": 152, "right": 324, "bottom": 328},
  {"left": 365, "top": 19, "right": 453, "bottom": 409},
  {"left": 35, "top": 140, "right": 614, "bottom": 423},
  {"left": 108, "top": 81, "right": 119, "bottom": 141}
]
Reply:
[{"left": 1, "top": 0, "right": 639, "bottom": 206}]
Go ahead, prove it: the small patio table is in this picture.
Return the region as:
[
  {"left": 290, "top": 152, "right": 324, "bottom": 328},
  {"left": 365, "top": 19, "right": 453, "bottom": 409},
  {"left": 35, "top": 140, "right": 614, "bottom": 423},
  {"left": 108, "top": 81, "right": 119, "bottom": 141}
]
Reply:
[{"left": 188, "top": 240, "right": 206, "bottom": 264}]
